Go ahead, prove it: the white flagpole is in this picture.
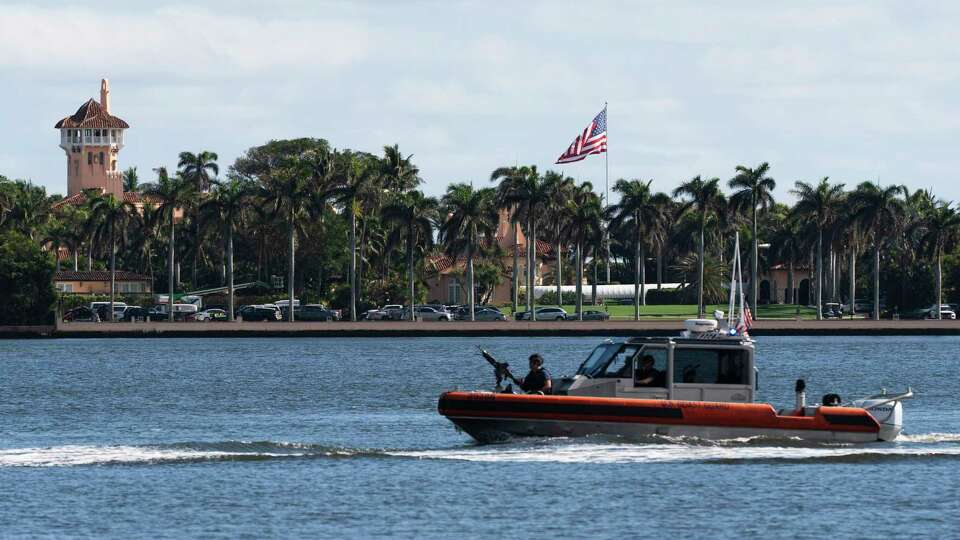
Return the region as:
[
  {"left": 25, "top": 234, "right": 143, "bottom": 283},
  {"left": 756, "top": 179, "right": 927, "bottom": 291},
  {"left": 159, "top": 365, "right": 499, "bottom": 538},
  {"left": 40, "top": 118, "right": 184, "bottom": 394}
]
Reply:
[
  {"left": 728, "top": 233, "right": 738, "bottom": 327},
  {"left": 604, "top": 102, "right": 611, "bottom": 284}
]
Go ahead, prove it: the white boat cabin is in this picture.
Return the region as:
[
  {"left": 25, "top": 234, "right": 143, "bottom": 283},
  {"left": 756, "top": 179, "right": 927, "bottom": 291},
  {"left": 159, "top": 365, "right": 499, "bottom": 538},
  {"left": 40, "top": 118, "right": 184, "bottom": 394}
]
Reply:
[{"left": 554, "top": 335, "right": 756, "bottom": 404}]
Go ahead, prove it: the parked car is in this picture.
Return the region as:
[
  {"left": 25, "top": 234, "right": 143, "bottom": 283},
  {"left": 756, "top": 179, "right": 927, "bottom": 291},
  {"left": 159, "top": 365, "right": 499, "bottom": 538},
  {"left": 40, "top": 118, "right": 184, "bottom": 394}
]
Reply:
[
  {"left": 472, "top": 307, "right": 507, "bottom": 321},
  {"left": 289, "top": 304, "right": 341, "bottom": 321},
  {"left": 453, "top": 305, "right": 498, "bottom": 320},
  {"left": 925, "top": 304, "right": 956, "bottom": 320},
  {"left": 573, "top": 310, "right": 610, "bottom": 321},
  {"left": 514, "top": 307, "right": 568, "bottom": 321},
  {"left": 62, "top": 306, "right": 96, "bottom": 322},
  {"left": 401, "top": 306, "right": 453, "bottom": 321},
  {"left": 196, "top": 308, "right": 228, "bottom": 322},
  {"left": 363, "top": 304, "right": 405, "bottom": 320},
  {"left": 238, "top": 305, "right": 282, "bottom": 321},
  {"left": 120, "top": 306, "right": 150, "bottom": 322}
]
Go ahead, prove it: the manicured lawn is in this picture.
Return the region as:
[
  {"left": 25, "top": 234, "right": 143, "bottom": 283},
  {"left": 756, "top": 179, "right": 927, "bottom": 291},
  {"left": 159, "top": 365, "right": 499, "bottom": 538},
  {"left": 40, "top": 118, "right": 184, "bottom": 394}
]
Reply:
[{"left": 501, "top": 303, "right": 817, "bottom": 320}]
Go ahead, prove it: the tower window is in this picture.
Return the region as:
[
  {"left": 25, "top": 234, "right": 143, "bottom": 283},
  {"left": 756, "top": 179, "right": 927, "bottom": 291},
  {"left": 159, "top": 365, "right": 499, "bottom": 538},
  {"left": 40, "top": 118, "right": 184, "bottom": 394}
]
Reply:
[
  {"left": 99, "top": 152, "right": 104, "bottom": 166},
  {"left": 87, "top": 152, "right": 92, "bottom": 165}
]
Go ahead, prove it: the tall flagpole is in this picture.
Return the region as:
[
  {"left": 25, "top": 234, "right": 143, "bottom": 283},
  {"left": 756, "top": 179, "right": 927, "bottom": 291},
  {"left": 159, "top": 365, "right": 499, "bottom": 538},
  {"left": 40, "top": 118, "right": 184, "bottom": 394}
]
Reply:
[{"left": 604, "top": 101, "right": 611, "bottom": 284}]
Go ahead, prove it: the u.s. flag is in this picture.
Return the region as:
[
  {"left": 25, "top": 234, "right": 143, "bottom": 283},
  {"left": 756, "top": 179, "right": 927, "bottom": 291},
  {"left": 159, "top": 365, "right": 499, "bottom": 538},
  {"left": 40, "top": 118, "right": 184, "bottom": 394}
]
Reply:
[{"left": 556, "top": 107, "right": 607, "bottom": 164}]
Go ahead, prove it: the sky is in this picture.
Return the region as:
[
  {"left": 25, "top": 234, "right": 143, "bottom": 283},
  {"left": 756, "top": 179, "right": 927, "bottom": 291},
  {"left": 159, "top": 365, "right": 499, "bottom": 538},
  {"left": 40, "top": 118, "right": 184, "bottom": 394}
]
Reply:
[{"left": 4, "top": 1, "right": 960, "bottom": 203}]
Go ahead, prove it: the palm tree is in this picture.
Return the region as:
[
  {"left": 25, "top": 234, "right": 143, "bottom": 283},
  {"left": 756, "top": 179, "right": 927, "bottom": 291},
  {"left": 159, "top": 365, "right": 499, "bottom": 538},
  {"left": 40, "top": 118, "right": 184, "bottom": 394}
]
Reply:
[
  {"left": 790, "top": 178, "right": 845, "bottom": 320},
  {"left": 492, "top": 165, "right": 546, "bottom": 319},
  {"left": 918, "top": 202, "right": 960, "bottom": 319},
  {"left": 848, "top": 182, "right": 905, "bottom": 320},
  {"left": 262, "top": 150, "right": 328, "bottom": 322},
  {"left": 563, "top": 183, "right": 603, "bottom": 320},
  {"left": 85, "top": 192, "right": 140, "bottom": 321},
  {"left": 729, "top": 162, "right": 776, "bottom": 318},
  {"left": 122, "top": 167, "right": 140, "bottom": 192},
  {"left": 178, "top": 151, "right": 219, "bottom": 287},
  {"left": 142, "top": 167, "right": 195, "bottom": 321},
  {"left": 382, "top": 191, "right": 439, "bottom": 320},
  {"left": 440, "top": 184, "right": 498, "bottom": 321},
  {"left": 490, "top": 165, "right": 531, "bottom": 314},
  {"left": 381, "top": 144, "right": 421, "bottom": 193},
  {"left": 673, "top": 176, "right": 724, "bottom": 318},
  {"left": 328, "top": 151, "right": 380, "bottom": 321},
  {"left": 200, "top": 176, "right": 252, "bottom": 321},
  {"left": 608, "top": 179, "right": 669, "bottom": 319},
  {"left": 543, "top": 171, "right": 575, "bottom": 307}
]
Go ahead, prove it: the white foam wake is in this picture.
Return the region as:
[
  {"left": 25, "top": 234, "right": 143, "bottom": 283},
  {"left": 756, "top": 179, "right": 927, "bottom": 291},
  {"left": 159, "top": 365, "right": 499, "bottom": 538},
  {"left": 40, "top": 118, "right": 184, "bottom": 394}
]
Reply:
[
  {"left": 0, "top": 445, "right": 304, "bottom": 468},
  {"left": 394, "top": 436, "right": 960, "bottom": 464}
]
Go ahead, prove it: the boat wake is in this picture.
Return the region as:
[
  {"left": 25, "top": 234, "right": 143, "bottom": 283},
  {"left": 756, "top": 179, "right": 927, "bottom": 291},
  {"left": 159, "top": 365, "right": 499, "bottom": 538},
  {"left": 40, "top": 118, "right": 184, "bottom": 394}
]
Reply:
[
  {"left": 3, "top": 433, "right": 959, "bottom": 467},
  {"left": 0, "top": 441, "right": 393, "bottom": 468},
  {"left": 394, "top": 432, "right": 960, "bottom": 465}
]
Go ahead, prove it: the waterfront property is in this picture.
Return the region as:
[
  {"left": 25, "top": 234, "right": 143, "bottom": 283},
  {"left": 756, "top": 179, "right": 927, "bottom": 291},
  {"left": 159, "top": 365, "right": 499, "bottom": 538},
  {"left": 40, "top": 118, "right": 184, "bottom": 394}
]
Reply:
[{"left": 54, "top": 270, "right": 152, "bottom": 294}]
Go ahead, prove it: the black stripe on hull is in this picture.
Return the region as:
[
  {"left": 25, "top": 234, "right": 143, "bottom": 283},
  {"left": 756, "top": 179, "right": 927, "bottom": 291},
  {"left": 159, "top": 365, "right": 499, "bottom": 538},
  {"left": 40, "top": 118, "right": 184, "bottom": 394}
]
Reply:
[
  {"left": 439, "top": 396, "right": 683, "bottom": 419},
  {"left": 822, "top": 413, "right": 879, "bottom": 427}
]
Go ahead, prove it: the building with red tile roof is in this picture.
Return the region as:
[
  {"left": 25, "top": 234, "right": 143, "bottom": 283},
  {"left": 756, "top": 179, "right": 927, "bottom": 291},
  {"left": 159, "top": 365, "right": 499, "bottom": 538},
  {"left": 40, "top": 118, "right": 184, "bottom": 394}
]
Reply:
[{"left": 56, "top": 79, "right": 129, "bottom": 197}]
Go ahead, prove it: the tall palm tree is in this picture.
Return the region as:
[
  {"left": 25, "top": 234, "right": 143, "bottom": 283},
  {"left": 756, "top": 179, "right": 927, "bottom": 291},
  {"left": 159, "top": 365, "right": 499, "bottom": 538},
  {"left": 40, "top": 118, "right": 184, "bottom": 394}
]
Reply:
[
  {"left": 200, "top": 176, "right": 252, "bottom": 321},
  {"left": 673, "top": 176, "right": 724, "bottom": 318},
  {"left": 439, "top": 184, "right": 498, "bottom": 321},
  {"left": 918, "top": 202, "right": 960, "bottom": 320},
  {"left": 490, "top": 165, "right": 531, "bottom": 314},
  {"left": 382, "top": 191, "right": 439, "bottom": 320},
  {"left": 85, "top": 193, "right": 140, "bottom": 321},
  {"left": 608, "top": 179, "right": 670, "bottom": 319},
  {"left": 381, "top": 144, "right": 421, "bottom": 193},
  {"left": 729, "top": 162, "right": 776, "bottom": 318},
  {"left": 848, "top": 182, "right": 905, "bottom": 320},
  {"left": 563, "top": 182, "right": 603, "bottom": 320},
  {"left": 790, "top": 178, "right": 846, "bottom": 320},
  {"left": 142, "top": 167, "right": 195, "bottom": 321},
  {"left": 328, "top": 151, "right": 380, "bottom": 321},
  {"left": 178, "top": 151, "right": 219, "bottom": 287},
  {"left": 543, "top": 171, "right": 575, "bottom": 306},
  {"left": 492, "top": 165, "right": 546, "bottom": 319},
  {"left": 262, "top": 150, "right": 328, "bottom": 322}
]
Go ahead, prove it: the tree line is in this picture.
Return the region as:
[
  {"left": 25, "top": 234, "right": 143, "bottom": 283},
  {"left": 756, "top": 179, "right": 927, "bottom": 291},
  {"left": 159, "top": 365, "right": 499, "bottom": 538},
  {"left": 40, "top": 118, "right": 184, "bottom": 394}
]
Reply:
[{"left": 2, "top": 139, "right": 959, "bottom": 324}]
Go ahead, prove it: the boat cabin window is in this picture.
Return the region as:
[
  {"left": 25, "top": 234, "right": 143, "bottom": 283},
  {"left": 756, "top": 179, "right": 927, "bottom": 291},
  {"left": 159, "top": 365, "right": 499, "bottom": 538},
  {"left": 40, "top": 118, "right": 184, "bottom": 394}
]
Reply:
[
  {"left": 634, "top": 348, "right": 668, "bottom": 387},
  {"left": 577, "top": 344, "right": 619, "bottom": 377},
  {"left": 600, "top": 345, "right": 641, "bottom": 378},
  {"left": 673, "top": 348, "right": 749, "bottom": 385}
]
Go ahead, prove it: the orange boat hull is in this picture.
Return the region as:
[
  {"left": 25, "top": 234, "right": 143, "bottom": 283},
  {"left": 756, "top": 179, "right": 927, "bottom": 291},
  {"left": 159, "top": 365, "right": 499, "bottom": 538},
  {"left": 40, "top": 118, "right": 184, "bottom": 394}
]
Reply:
[{"left": 438, "top": 391, "right": 881, "bottom": 443}]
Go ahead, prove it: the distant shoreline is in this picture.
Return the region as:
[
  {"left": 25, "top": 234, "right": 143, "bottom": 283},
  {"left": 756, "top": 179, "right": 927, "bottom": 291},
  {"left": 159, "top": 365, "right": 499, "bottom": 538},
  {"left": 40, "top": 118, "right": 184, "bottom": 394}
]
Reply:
[{"left": 3, "top": 319, "right": 960, "bottom": 339}]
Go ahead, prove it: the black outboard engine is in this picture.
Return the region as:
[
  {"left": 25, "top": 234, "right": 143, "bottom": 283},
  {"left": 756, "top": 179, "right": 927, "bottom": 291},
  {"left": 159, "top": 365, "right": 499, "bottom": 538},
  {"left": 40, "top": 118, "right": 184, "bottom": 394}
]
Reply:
[{"left": 822, "top": 393, "right": 842, "bottom": 406}]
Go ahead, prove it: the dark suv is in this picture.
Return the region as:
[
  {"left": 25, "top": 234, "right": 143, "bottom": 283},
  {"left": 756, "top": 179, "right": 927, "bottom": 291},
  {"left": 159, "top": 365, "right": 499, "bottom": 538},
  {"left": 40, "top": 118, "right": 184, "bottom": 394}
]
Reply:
[{"left": 238, "top": 305, "right": 282, "bottom": 321}]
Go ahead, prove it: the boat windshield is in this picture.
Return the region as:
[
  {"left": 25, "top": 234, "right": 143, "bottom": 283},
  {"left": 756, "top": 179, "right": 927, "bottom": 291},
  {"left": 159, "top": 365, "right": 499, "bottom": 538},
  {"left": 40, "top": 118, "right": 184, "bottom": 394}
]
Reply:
[{"left": 576, "top": 344, "right": 622, "bottom": 377}]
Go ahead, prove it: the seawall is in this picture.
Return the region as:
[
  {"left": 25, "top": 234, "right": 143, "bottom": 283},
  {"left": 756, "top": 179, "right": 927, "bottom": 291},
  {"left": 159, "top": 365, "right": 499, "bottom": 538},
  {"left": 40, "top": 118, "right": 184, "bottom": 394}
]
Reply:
[{"left": 2, "top": 319, "right": 960, "bottom": 338}]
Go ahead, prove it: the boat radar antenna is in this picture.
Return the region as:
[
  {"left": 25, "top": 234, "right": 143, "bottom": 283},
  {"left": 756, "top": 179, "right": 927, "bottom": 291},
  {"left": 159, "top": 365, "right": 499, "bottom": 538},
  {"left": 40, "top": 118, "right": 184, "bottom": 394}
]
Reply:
[{"left": 726, "top": 233, "right": 750, "bottom": 337}]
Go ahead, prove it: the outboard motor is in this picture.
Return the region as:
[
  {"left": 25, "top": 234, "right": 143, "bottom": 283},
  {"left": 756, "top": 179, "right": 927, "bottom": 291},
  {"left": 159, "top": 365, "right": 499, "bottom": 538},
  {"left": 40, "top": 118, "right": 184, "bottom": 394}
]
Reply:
[{"left": 852, "top": 388, "right": 913, "bottom": 441}]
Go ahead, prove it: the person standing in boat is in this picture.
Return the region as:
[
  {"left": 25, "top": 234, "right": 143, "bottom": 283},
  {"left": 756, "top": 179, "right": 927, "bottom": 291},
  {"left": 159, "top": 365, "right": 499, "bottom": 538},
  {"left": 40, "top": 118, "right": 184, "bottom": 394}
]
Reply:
[{"left": 519, "top": 354, "right": 552, "bottom": 394}]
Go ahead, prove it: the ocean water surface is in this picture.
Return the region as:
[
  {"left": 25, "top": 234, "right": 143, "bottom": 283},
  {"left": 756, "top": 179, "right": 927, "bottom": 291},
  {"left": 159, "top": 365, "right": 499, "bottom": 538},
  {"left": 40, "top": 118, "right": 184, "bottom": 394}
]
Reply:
[{"left": 1, "top": 335, "right": 958, "bottom": 538}]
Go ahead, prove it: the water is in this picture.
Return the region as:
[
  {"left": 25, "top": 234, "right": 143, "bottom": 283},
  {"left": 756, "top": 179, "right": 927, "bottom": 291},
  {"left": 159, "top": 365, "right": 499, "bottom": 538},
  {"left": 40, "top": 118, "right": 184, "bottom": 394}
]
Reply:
[{"left": 1, "top": 336, "right": 958, "bottom": 538}]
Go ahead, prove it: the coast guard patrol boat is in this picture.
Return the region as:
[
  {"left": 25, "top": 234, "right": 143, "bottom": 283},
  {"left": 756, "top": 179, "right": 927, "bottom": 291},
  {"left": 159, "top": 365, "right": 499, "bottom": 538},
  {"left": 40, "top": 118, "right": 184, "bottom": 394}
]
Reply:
[{"left": 438, "top": 236, "right": 912, "bottom": 444}]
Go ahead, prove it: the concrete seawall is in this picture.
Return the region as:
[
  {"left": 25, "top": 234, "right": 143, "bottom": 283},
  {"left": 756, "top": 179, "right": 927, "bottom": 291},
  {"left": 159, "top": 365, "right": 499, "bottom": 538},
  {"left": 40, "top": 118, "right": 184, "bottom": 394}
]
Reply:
[{"left": 1, "top": 319, "right": 958, "bottom": 338}]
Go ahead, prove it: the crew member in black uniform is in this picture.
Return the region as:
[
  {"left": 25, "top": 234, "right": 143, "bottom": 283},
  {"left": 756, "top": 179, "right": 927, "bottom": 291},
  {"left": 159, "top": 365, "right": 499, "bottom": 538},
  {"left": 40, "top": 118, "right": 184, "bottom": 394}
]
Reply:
[
  {"left": 635, "top": 355, "right": 662, "bottom": 387},
  {"left": 519, "top": 353, "right": 552, "bottom": 394}
]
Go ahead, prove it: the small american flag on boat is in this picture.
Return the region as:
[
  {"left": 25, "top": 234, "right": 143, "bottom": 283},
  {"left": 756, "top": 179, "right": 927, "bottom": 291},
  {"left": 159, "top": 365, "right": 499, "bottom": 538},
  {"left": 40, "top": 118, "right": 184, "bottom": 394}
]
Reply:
[
  {"left": 556, "top": 107, "right": 607, "bottom": 164},
  {"left": 737, "top": 306, "right": 753, "bottom": 335}
]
